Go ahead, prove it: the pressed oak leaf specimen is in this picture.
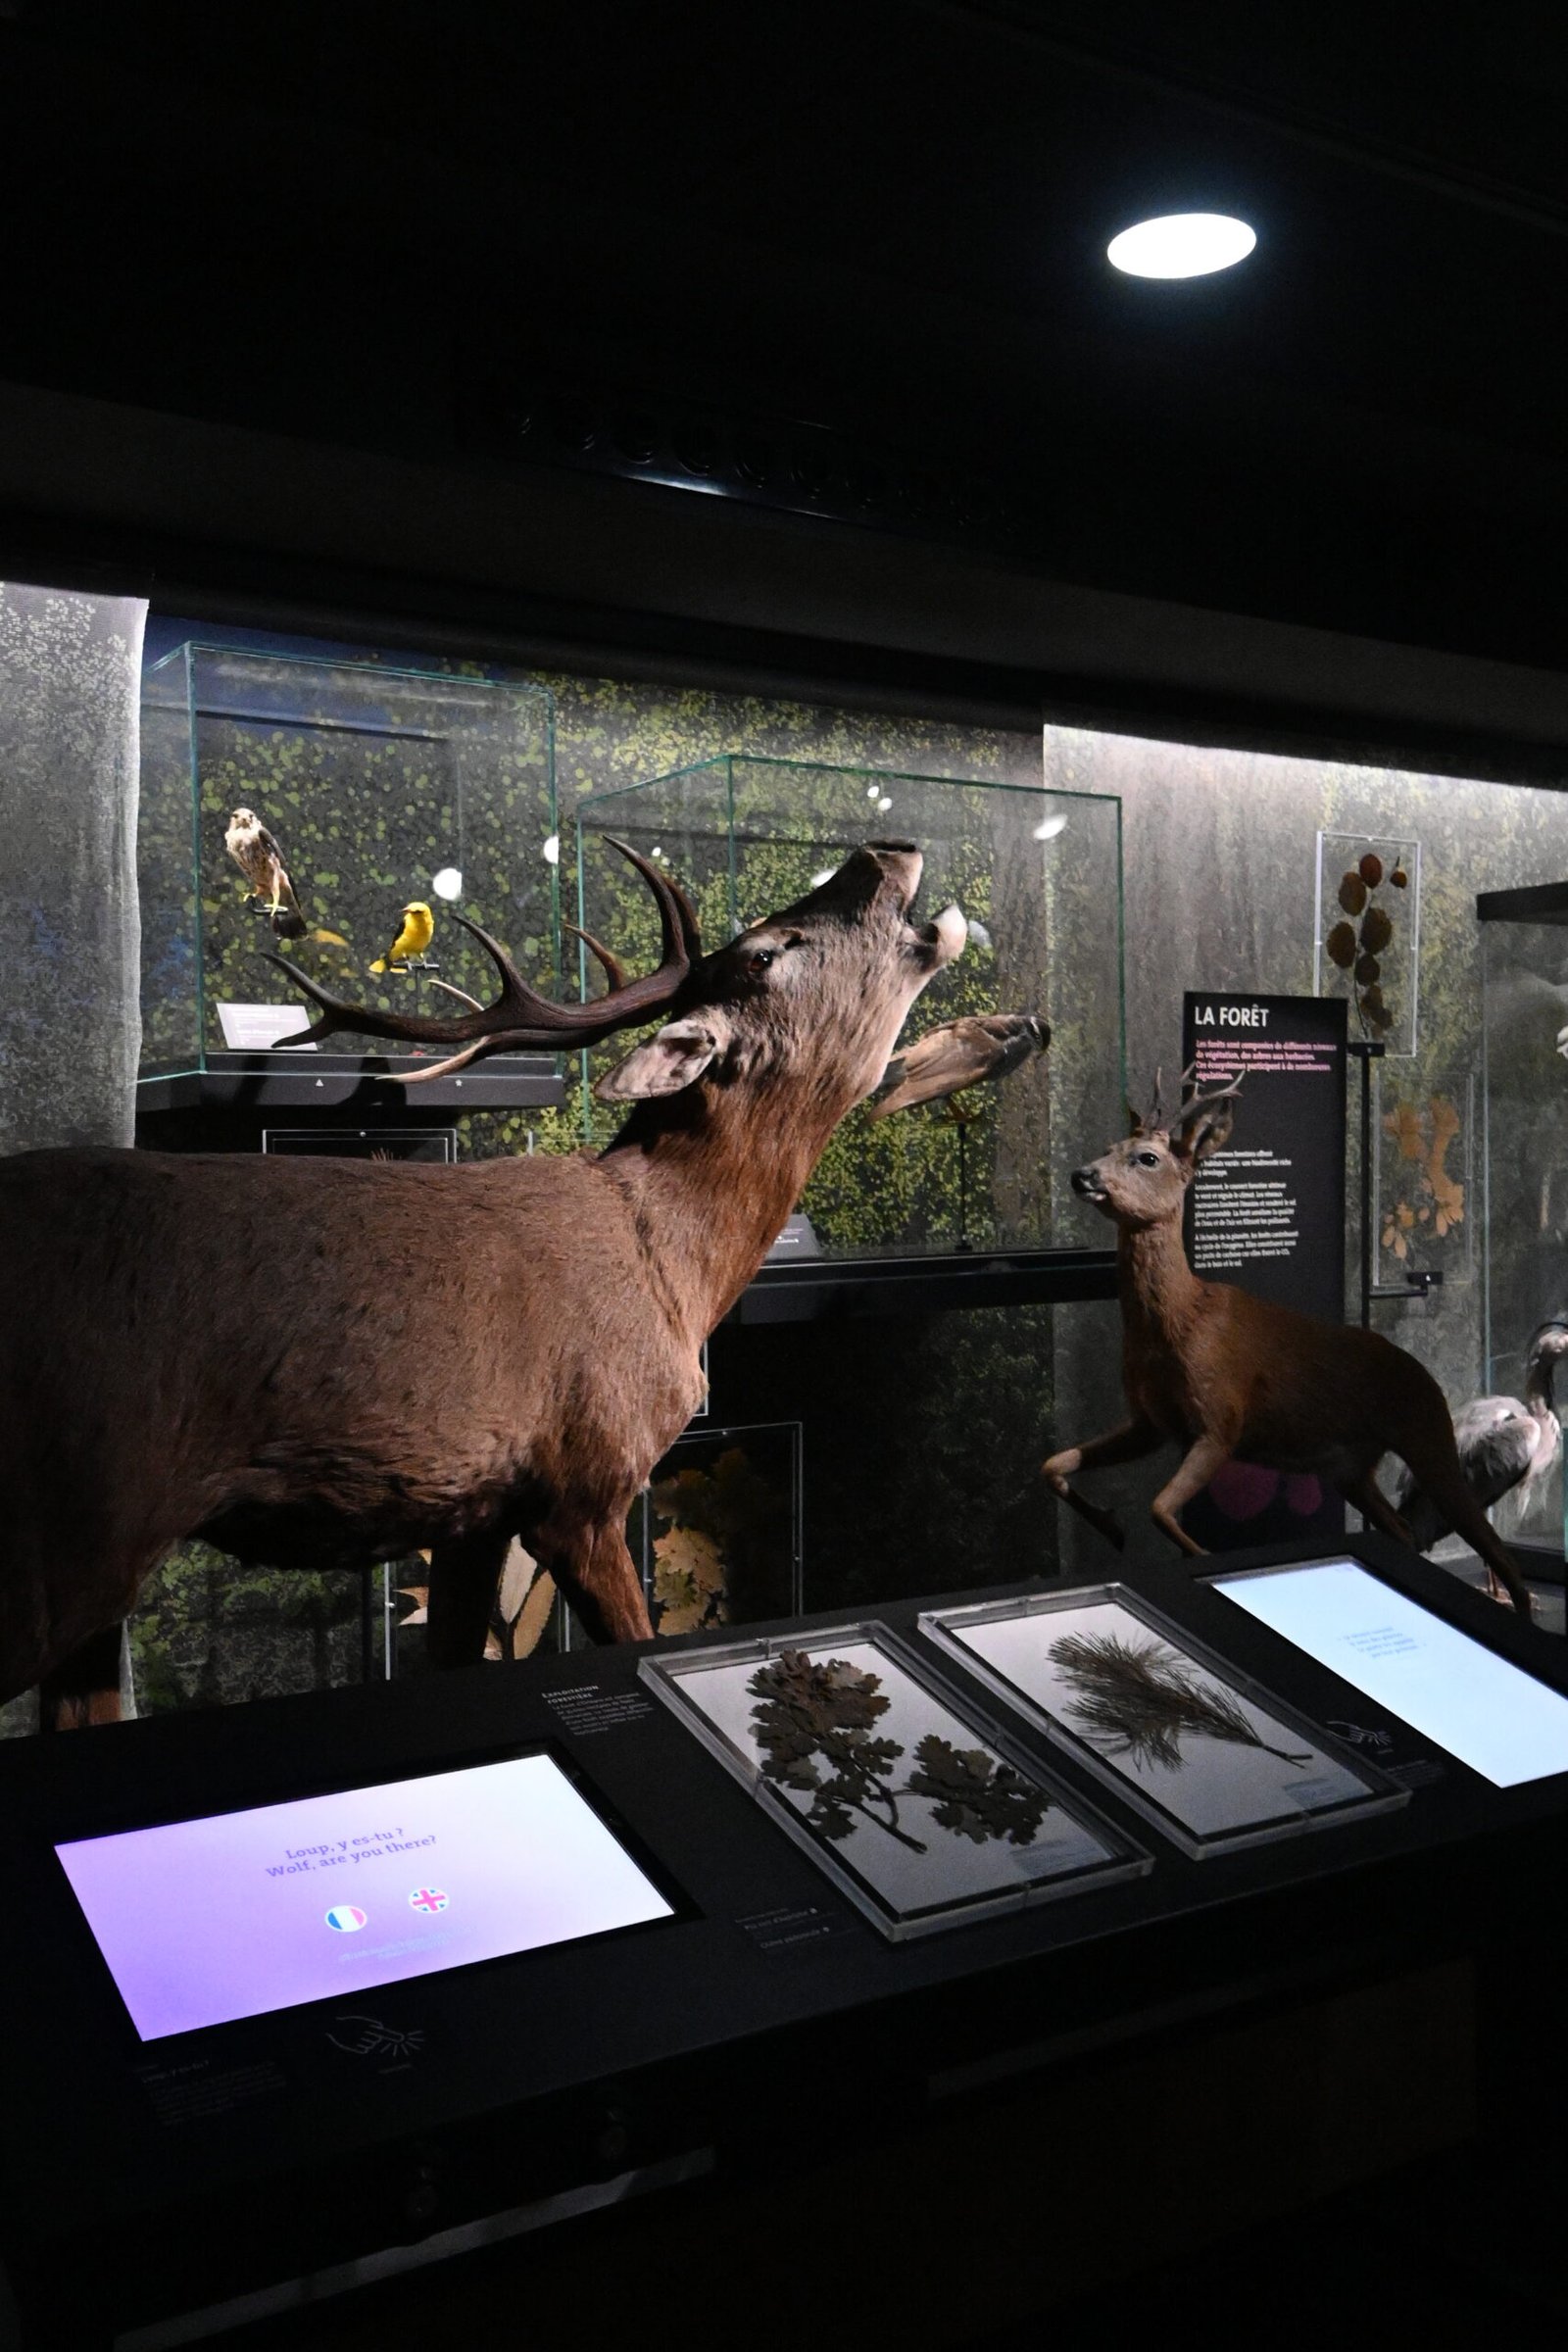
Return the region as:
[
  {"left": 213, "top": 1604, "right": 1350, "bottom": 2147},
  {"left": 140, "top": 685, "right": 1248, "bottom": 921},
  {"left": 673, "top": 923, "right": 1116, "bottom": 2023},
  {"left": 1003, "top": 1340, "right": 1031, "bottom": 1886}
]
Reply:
[
  {"left": 906, "top": 1735, "right": 1047, "bottom": 1844},
  {"left": 747, "top": 1650, "right": 1052, "bottom": 1856}
]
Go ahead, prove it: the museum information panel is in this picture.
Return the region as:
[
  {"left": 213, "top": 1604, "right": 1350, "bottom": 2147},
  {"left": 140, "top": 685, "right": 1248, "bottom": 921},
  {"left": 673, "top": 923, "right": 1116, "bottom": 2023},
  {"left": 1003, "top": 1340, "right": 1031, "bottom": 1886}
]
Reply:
[
  {"left": 56, "top": 1752, "right": 673, "bottom": 2038},
  {"left": 1213, "top": 1558, "right": 1568, "bottom": 1788}
]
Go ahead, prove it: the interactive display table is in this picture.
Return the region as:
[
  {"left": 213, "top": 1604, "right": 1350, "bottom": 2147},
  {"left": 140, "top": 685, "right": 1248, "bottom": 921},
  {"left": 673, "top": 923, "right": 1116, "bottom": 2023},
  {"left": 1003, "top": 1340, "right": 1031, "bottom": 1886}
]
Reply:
[{"left": 2, "top": 1536, "right": 1565, "bottom": 2349}]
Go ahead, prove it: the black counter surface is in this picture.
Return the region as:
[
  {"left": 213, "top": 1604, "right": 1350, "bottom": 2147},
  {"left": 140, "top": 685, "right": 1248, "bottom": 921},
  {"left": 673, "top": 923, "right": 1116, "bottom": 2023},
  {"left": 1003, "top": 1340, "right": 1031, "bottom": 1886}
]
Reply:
[{"left": 1, "top": 1534, "right": 1564, "bottom": 2345}]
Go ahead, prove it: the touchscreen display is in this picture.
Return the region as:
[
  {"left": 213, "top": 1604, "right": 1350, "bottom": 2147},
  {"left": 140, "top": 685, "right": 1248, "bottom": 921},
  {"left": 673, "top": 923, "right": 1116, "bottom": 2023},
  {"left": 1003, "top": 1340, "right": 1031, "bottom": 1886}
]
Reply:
[
  {"left": 1213, "top": 1558, "right": 1568, "bottom": 1788},
  {"left": 56, "top": 1753, "right": 674, "bottom": 2040}
]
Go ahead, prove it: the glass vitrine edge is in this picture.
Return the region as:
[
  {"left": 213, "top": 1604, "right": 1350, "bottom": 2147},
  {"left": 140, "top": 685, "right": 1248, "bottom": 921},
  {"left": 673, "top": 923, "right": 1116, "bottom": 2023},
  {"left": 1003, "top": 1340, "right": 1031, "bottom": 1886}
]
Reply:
[
  {"left": 174, "top": 640, "right": 557, "bottom": 708},
  {"left": 638, "top": 1619, "right": 1151, "bottom": 1867},
  {"left": 636, "top": 1623, "right": 1149, "bottom": 1939},
  {"left": 577, "top": 755, "right": 1124, "bottom": 807},
  {"left": 916, "top": 1585, "right": 1410, "bottom": 1856}
]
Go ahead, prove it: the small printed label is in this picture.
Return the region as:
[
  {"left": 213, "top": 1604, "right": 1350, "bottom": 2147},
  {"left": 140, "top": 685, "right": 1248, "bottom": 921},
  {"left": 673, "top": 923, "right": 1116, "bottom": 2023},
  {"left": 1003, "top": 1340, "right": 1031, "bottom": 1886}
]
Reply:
[
  {"left": 543, "top": 1684, "right": 657, "bottom": 1738},
  {"left": 735, "top": 1903, "right": 855, "bottom": 1954},
  {"left": 135, "top": 2057, "right": 288, "bottom": 2127},
  {"left": 1388, "top": 1757, "right": 1446, "bottom": 1789}
]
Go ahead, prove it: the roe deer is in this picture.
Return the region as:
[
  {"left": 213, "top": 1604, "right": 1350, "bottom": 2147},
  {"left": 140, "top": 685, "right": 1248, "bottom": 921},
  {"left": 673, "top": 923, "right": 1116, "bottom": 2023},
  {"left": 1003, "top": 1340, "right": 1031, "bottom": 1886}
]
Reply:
[
  {"left": 1, "top": 839, "right": 965, "bottom": 1724},
  {"left": 1043, "top": 1068, "right": 1533, "bottom": 1614}
]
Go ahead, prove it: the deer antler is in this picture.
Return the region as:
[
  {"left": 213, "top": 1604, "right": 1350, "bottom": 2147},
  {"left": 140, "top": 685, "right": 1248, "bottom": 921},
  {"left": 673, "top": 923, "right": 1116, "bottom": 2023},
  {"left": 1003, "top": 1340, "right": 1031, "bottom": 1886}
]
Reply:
[
  {"left": 270, "top": 837, "right": 701, "bottom": 1083},
  {"left": 564, "top": 921, "right": 627, "bottom": 994},
  {"left": 1128, "top": 1066, "right": 1165, "bottom": 1136},
  {"left": 1170, "top": 1066, "right": 1245, "bottom": 1134}
]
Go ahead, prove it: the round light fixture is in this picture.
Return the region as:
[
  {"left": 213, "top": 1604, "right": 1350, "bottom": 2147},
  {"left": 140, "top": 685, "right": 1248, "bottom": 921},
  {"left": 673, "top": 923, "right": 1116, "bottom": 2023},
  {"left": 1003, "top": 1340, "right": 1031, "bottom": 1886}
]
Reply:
[
  {"left": 541, "top": 834, "right": 561, "bottom": 866},
  {"left": 431, "top": 865, "right": 465, "bottom": 900},
  {"left": 1033, "top": 813, "right": 1068, "bottom": 843},
  {"left": 1106, "top": 213, "right": 1256, "bottom": 279}
]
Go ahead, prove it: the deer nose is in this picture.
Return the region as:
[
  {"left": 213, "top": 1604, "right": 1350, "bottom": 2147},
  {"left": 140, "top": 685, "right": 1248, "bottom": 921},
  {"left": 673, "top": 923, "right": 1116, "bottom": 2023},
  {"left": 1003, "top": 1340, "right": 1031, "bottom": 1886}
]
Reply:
[{"left": 1070, "top": 1166, "right": 1103, "bottom": 1198}]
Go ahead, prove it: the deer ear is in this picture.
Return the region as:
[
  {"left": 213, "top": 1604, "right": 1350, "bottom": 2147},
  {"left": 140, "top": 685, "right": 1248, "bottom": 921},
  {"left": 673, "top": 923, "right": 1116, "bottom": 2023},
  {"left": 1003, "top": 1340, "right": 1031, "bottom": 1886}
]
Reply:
[
  {"left": 595, "top": 1015, "right": 729, "bottom": 1102},
  {"left": 1172, "top": 1101, "right": 1237, "bottom": 1166}
]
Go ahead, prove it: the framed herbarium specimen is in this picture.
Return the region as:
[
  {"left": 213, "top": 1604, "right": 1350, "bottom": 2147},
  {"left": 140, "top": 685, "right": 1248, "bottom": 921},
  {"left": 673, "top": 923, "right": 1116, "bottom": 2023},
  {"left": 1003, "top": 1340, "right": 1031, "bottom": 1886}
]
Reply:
[
  {"left": 919, "top": 1587, "right": 1408, "bottom": 1859},
  {"left": 640, "top": 1625, "right": 1149, "bottom": 1940}
]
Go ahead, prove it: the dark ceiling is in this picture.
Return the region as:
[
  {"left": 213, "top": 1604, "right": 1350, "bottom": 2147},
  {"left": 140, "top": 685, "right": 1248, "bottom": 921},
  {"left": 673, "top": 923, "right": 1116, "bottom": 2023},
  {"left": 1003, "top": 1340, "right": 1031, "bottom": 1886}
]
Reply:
[{"left": 2, "top": 0, "right": 1565, "bottom": 678}]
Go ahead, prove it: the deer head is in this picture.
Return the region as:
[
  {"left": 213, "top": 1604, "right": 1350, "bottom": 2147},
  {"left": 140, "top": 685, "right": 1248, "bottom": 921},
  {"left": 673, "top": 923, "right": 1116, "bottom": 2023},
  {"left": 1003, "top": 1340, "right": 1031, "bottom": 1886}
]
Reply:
[
  {"left": 597, "top": 840, "right": 966, "bottom": 1109},
  {"left": 273, "top": 837, "right": 964, "bottom": 1102},
  {"left": 1070, "top": 1064, "right": 1244, "bottom": 1229}
]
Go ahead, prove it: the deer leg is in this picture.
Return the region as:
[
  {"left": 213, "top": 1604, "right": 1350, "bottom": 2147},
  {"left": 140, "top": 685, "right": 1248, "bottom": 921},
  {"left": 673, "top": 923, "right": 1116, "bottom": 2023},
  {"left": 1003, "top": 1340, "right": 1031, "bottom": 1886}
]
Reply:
[
  {"left": 1150, "top": 1436, "right": 1234, "bottom": 1557},
  {"left": 1043, "top": 1419, "right": 1163, "bottom": 1552},
  {"left": 38, "top": 1621, "right": 125, "bottom": 1732},
  {"left": 1342, "top": 1470, "right": 1415, "bottom": 1549},
  {"left": 424, "top": 1530, "right": 512, "bottom": 1668},
  {"left": 548, "top": 1522, "right": 653, "bottom": 1646}
]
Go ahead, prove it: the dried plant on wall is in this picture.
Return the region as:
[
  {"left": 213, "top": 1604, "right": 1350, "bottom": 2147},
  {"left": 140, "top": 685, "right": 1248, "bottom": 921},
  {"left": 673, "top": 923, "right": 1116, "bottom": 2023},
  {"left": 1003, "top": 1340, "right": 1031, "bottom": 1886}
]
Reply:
[
  {"left": 1323, "top": 848, "right": 1412, "bottom": 1043},
  {"left": 1381, "top": 1092, "right": 1465, "bottom": 1265},
  {"left": 647, "top": 1438, "right": 794, "bottom": 1635},
  {"left": 748, "top": 1650, "right": 1048, "bottom": 1852}
]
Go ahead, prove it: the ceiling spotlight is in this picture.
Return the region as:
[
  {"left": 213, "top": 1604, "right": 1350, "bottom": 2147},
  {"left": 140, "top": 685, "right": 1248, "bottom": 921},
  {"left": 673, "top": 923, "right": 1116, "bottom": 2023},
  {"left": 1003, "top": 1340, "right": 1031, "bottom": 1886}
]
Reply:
[
  {"left": 431, "top": 865, "right": 465, "bottom": 901},
  {"left": 877, "top": 795, "right": 893, "bottom": 813},
  {"left": 541, "top": 834, "right": 561, "bottom": 866},
  {"left": 1033, "top": 813, "right": 1068, "bottom": 842},
  {"left": 809, "top": 866, "right": 837, "bottom": 888},
  {"left": 866, "top": 784, "right": 881, "bottom": 800},
  {"left": 1106, "top": 213, "right": 1256, "bottom": 279}
]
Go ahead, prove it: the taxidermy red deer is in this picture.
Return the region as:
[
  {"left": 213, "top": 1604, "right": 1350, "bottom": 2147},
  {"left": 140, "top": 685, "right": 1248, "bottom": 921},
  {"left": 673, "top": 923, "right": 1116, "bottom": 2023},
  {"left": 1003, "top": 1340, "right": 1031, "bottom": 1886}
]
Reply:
[
  {"left": 1044, "top": 1068, "right": 1533, "bottom": 1615},
  {"left": 1, "top": 839, "right": 965, "bottom": 1725}
]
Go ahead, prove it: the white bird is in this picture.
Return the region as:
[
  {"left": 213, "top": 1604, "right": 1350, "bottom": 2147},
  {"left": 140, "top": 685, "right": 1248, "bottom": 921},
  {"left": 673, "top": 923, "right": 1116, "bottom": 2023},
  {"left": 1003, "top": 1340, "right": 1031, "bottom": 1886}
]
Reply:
[{"left": 1391, "top": 1317, "right": 1568, "bottom": 1549}]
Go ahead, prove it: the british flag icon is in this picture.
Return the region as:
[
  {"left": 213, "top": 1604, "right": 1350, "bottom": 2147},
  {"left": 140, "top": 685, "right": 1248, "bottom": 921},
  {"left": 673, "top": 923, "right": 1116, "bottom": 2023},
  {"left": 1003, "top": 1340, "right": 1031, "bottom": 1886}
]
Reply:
[{"left": 408, "top": 1886, "right": 449, "bottom": 1914}]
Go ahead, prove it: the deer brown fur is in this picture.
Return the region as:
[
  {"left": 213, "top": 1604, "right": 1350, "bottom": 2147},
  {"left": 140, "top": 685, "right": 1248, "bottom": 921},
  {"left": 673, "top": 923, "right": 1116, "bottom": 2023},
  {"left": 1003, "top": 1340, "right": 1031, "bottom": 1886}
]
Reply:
[
  {"left": 1, "top": 841, "right": 965, "bottom": 1722},
  {"left": 1044, "top": 1069, "right": 1533, "bottom": 1614}
]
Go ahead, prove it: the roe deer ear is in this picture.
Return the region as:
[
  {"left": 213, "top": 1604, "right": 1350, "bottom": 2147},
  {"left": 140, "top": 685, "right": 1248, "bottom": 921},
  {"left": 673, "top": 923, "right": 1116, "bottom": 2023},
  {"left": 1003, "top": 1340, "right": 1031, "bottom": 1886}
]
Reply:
[{"left": 595, "top": 1016, "right": 730, "bottom": 1102}]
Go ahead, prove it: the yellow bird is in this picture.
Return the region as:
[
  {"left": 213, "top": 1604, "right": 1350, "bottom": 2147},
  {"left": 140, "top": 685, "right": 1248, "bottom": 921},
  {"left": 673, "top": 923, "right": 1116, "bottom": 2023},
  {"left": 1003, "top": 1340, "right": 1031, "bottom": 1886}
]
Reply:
[{"left": 369, "top": 901, "right": 435, "bottom": 973}]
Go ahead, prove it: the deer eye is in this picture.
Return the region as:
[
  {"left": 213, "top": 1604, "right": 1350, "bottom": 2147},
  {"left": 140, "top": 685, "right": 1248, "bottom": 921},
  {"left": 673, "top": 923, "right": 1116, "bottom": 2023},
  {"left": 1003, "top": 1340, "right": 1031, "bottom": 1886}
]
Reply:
[
  {"left": 1135, "top": 1150, "right": 1160, "bottom": 1167},
  {"left": 748, "top": 948, "right": 776, "bottom": 973}
]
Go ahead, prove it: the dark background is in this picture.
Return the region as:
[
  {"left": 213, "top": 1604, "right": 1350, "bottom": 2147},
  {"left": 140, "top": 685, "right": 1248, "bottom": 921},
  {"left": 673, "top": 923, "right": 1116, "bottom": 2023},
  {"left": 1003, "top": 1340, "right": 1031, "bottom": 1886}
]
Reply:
[{"left": 2, "top": 1, "right": 1567, "bottom": 768}]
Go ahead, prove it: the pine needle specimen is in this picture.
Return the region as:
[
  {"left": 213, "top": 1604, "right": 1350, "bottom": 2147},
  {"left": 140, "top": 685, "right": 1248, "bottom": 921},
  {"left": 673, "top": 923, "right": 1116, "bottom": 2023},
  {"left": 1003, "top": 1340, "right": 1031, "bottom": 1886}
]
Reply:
[{"left": 1048, "top": 1630, "right": 1309, "bottom": 1771}]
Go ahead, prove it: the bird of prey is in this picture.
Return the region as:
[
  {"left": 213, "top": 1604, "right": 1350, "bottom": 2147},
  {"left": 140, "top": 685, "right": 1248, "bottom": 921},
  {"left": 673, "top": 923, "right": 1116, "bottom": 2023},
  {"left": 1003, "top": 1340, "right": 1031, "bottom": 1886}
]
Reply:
[
  {"left": 868, "top": 1012, "right": 1050, "bottom": 1119},
  {"left": 224, "top": 807, "right": 307, "bottom": 939},
  {"left": 1391, "top": 1316, "right": 1568, "bottom": 1550},
  {"left": 369, "top": 902, "right": 436, "bottom": 973}
]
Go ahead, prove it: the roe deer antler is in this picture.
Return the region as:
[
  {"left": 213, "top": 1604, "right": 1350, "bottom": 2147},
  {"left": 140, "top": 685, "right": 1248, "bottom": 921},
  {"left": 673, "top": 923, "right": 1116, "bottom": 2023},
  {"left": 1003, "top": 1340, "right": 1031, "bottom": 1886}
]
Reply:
[{"left": 270, "top": 836, "right": 701, "bottom": 1082}]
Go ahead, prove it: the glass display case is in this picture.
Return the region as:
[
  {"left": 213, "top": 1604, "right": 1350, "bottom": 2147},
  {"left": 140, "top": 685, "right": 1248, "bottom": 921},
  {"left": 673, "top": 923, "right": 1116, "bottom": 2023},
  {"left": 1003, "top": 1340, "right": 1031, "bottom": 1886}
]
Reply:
[
  {"left": 1479, "top": 881, "right": 1568, "bottom": 1561},
  {"left": 575, "top": 756, "right": 1124, "bottom": 1259},
  {"left": 138, "top": 645, "right": 562, "bottom": 1096},
  {"left": 640, "top": 1622, "right": 1150, "bottom": 1938}
]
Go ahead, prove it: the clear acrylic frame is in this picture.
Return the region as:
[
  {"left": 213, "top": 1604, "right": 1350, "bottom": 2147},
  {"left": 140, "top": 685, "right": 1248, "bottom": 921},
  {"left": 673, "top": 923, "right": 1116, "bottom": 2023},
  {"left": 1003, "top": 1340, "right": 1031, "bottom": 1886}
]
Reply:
[
  {"left": 575, "top": 756, "right": 1125, "bottom": 1259},
  {"left": 1313, "top": 829, "right": 1422, "bottom": 1057},
  {"left": 139, "top": 644, "right": 559, "bottom": 1079},
  {"left": 918, "top": 1585, "right": 1409, "bottom": 1860},
  {"left": 640, "top": 1623, "right": 1151, "bottom": 1941}
]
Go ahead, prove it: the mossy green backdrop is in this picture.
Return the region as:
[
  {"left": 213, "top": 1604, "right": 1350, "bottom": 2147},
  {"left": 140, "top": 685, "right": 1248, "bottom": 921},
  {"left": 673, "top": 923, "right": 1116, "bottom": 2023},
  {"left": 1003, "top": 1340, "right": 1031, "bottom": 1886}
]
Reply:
[{"left": 19, "top": 633, "right": 1561, "bottom": 1732}]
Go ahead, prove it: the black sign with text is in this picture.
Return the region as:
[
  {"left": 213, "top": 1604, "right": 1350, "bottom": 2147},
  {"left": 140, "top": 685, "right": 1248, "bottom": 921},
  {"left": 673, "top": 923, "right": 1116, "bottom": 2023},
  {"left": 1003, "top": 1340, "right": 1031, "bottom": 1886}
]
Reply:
[{"left": 1180, "top": 991, "right": 1348, "bottom": 1548}]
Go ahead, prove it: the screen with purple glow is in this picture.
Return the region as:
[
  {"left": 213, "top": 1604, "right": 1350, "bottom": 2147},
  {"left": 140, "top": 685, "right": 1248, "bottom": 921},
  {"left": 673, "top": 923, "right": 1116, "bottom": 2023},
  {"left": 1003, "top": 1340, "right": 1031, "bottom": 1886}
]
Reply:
[{"left": 55, "top": 1753, "right": 675, "bottom": 2040}]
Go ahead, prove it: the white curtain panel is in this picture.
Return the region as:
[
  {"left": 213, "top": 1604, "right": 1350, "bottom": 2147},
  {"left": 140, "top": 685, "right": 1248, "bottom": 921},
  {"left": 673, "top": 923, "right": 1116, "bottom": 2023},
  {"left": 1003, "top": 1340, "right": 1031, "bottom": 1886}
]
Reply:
[{"left": 0, "top": 581, "right": 147, "bottom": 1154}]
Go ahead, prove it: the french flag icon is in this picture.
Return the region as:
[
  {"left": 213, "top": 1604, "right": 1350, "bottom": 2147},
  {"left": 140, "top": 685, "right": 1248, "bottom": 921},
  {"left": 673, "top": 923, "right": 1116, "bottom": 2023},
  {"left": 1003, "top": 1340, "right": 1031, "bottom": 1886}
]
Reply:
[{"left": 325, "top": 1905, "right": 368, "bottom": 1933}]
